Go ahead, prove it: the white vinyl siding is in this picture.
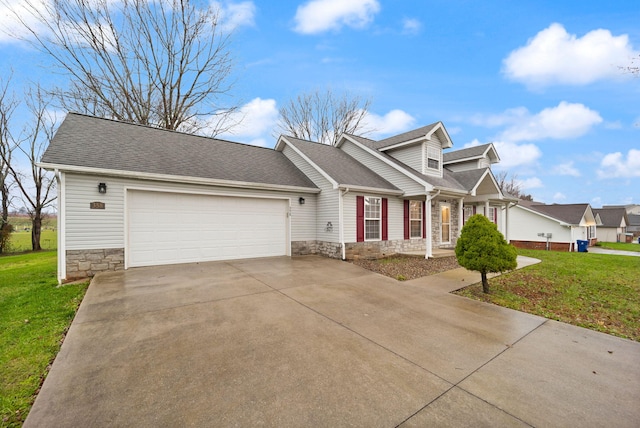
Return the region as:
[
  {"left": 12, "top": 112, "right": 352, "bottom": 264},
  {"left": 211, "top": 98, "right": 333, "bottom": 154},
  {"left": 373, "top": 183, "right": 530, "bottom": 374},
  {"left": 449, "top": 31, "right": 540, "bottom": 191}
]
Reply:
[
  {"left": 386, "top": 145, "right": 422, "bottom": 172},
  {"left": 508, "top": 205, "right": 573, "bottom": 244},
  {"left": 340, "top": 140, "right": 427, "bottom": 195},
  {"left": 282, "top": 145, "right": 339, "bottom": 242},
  {"left": 63, "top": 173, "right": 317, "bottom": 250}
]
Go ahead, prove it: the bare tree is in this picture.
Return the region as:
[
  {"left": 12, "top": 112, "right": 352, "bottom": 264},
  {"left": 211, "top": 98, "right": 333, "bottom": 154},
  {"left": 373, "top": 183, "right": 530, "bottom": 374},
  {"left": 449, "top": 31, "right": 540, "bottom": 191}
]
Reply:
[
  {"left": 496, "top": 170, "right": 533, "bottom": 201},
  {"left": 3, "top": 0, "right": 238, "bottom": 135},
  {"left": 1, "top": 86, "right": 57, "bottom": 251},
  {"left": 0, "top": 74, "right": 18, "bottom": 253},
  {"left": 277, "top": 88, "right": 372, "bottom": 145}
]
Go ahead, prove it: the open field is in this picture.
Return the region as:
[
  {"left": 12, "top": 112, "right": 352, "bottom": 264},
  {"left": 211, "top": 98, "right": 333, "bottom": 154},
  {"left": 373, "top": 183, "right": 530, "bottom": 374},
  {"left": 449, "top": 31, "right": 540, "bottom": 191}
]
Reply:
[
  {"left": 5, "top": 231, "right": 57, "bottom": 253},
  {"left": 0, "top": 251, "right": 87, "bottom": 427},
  {"left": 455, "top": 249, "right": 640, "bottom": 341}
]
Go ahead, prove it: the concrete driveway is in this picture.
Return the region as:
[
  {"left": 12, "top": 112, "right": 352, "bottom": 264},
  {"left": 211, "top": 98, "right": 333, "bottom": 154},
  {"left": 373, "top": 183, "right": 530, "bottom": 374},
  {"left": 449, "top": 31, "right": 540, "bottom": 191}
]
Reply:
[{"left": 26, "top": 256, "right": 640, "bottom": 427}]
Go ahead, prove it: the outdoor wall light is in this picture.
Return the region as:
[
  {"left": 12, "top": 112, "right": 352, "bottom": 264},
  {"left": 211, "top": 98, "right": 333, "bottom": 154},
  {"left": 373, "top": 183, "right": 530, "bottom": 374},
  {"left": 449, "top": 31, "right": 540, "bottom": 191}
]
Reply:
[
  {"left": 98, "top": 182, "right": 107, "bottom": 194},
  {"left": 299, "top": 197, "right": 305, "bottom": 205}
]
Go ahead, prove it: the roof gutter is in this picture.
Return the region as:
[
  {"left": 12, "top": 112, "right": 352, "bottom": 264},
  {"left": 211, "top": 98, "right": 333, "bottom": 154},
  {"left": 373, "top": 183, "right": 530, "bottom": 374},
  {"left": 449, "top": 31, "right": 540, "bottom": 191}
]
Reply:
[{"left": 339, "top": 187, "right": 349, "bottom": 260}]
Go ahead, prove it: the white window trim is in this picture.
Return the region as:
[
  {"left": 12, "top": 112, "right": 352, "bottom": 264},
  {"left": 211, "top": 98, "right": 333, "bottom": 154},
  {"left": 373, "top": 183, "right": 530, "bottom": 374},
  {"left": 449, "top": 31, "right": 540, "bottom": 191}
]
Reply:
[
  {"left": 364, "top": 196, "right": 382, "bottom": 241},
  {"left": 409, "top": 200, "right": 422, "bottom": 239},
  {"left": 441, "top": 202, "right": 451, "bottom": 244},
  {"left": 426, "top": 146, "right": 441, "bottom": 172}
]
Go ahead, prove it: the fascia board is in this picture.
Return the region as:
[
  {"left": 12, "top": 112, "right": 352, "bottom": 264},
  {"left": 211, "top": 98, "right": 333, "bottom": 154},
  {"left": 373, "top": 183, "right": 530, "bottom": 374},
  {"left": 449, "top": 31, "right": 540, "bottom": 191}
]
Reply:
[
  {"left": 338, "top": 184, "right": 404, "bottom": 196},
  {"left": 37, "top": 162, "right": 321, "bottom": 194}
]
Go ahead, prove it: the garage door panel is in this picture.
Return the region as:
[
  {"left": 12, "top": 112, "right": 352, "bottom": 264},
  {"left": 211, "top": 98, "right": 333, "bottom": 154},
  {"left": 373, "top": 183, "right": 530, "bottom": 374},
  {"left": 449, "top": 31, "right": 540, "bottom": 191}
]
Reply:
[{"left": 128, "top": 191, "right": 289, "bottom": 267}]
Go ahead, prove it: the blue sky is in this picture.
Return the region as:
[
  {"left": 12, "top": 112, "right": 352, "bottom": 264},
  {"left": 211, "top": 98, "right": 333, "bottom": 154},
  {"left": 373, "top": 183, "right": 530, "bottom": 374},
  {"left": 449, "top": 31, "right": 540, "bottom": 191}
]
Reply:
[{"left": 2, "top": 0, "right": 639, "bottom": 207}]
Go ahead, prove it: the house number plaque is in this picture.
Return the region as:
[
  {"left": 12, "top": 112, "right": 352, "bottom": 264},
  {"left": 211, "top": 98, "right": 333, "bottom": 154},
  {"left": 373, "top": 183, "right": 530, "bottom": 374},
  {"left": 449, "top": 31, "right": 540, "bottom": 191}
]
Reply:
[{"left": 90, "top": 202, "right": 106, "bottom": 210}]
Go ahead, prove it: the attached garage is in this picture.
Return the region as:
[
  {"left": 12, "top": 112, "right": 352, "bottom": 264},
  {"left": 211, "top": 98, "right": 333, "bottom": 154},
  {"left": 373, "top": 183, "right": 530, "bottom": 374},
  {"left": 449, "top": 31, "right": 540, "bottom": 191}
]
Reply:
[{"left": 127, "top": 190, "right": 290, "bottom": 267}]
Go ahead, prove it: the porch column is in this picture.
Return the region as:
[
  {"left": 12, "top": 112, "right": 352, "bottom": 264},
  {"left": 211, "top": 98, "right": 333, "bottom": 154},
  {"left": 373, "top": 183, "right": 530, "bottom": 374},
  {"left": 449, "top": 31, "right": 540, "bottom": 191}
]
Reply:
[
  {"left": 485, "top": 200, "right": 490, "bottom": 218},
  {"left": 425, "top": 197, "right": 433, "bottom": 259},
  {"left": 458, "top": 197, "right": 464, "bottom": 236},
  {"left": 504, "top": 202, "right": 510, "bottom": 242}
]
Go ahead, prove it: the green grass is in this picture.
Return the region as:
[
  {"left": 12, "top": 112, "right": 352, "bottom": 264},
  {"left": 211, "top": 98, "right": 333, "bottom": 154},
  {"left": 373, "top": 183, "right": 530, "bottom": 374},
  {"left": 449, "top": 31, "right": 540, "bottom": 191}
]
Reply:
[
  {"left": 596, "top": 241, "right": 640, "bottom": 252},
  {"left": 4, "top": 231, "right": 57, "bottom": 253},
  {"left": 0, "top": 251, "right": 88, "bottom": 427},
  {"left": 455, "top": 249, "right": 640, "bottom": 341}
]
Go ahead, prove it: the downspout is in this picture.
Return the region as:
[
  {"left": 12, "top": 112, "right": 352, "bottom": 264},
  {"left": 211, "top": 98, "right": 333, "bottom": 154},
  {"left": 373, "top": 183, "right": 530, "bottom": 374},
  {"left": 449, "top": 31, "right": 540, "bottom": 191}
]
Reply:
[
  {"left": 425, "top": 189, "right": 441, "bottom": 259},
  {"left": 339, "top": 187, "right": 349, "bottom": 260},
  {"left": 54, "top": 169, "right": 65, "bottom": 284}
]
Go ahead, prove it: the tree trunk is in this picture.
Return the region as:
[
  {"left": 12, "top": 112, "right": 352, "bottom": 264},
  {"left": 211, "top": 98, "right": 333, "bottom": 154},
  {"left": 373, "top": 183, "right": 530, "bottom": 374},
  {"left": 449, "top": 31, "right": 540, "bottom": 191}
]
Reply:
[
  {"left": 31, "top": 211, "right": 42, "bottom": 251},
  {"left": 481, "top": 271, "right": 490, "bottom": 294}
]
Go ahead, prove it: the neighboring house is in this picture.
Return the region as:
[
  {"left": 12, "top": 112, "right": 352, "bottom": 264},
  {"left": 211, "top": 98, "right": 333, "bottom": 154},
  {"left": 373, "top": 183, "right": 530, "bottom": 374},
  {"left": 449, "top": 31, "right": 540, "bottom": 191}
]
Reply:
[
  {"left": 603, "top": 204, "right": 640, "bottom": 215},
  {"left": 592, "top": 207, "right": 629, "bottom": 242},
  {"left": 40, "top": 113, "right": 514, "bottom": 282},
  {"left": 508, "top": 200, "right": 599, "bottom": 251},
  {"left": 627, "top": 214, "right": 640, "bottom": 238}
]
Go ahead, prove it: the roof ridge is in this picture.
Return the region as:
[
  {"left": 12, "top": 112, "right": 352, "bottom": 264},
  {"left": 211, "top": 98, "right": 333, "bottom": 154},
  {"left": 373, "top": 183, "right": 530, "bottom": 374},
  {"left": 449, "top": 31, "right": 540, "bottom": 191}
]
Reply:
[{"left": 65, "top": 112, "right": 277, "bottom": 152}]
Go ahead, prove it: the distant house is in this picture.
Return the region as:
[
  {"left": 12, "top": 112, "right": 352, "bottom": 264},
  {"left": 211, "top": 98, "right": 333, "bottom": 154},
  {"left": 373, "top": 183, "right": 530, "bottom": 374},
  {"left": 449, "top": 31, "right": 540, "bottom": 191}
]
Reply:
[
  {"left": 592, "top": 207, "right": 629, "bottom": 242},
  {"left": 508, "top": 201, "right": 599, "bottom": 251},
  {"left": 603, "top": 204, "right": 640, "bottom": 215},
  {"left": 40, "top": 113, "right": 515, "bottom": 282},
  {"left": 627, "top": 214, "right": 640, "bottom": 238}
]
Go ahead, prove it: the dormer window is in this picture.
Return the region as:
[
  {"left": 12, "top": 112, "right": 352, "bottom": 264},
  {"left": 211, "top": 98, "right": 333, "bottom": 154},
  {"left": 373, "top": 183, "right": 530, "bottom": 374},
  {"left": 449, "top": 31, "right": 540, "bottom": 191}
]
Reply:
[{"left": 426, "top": 146, "right": 440, "bottom": 171}]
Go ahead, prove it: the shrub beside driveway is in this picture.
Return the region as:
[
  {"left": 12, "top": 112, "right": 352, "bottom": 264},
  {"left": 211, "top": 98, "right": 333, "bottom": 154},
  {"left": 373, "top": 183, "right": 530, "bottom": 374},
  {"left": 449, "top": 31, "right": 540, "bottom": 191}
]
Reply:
[
  {"left": 0, "top": 251, "right": 88, "bottom": 427},
  {"left": 455, "top": 249, "right": 640, "bottom": 342}
]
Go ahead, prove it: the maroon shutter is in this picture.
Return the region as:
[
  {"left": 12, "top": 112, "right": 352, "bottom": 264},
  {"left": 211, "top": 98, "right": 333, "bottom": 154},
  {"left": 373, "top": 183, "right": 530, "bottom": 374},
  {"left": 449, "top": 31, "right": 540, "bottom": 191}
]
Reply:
[
  {"left": 356, "top": 196, "right": 364, "bottom": 242},
  {"left": 382, "top": 198, "right": 388, "bottom": 241},
  {"left": 404, "top": 200, "right": 410, "bottom": 240},
  {"left": 422, "top": 201, "right": 426, "bottom": 238},
  {"left": 493, "top": 207, "right": 497, "bottom": 224}
]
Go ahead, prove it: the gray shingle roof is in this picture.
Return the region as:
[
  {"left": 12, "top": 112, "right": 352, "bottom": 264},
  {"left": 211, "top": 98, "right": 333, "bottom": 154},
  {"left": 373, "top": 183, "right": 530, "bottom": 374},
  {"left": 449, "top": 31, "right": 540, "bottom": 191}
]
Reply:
[
  {"left": 350, "top": 135, "right": 485, "bottom": 192},
  {"left": 283, "top": 136, "right": 400, "bottom": 191},
  {"left": 593, "top": 208, "right": 628, "bottom": 227},
  {"left": 628, "top": 214, "right": 640, "bottom": 226},
  {"left": 521, "top": 202, "right": 591, "bottom": 225},
  {"left": 41, "top": 113, "right": 318, "bottom": 189},
  {"left": 450, "top": 168, "right": 489, "bottom": 191},
  {"left": 368, "top": 123, "right": 439, "bottom": 150},
  {"left": 443, "top": 143, "right": 493, "bottom": 163}
]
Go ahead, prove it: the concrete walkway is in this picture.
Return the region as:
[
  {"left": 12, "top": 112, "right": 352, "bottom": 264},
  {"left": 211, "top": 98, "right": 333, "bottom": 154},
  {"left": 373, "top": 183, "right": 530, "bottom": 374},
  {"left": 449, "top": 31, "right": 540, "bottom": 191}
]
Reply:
[
  {"left": 588, "top": 247, "right": 640, "bottom": 257},
  {"left": 25, "top": 256, "right": 640, "bottom": 427}
]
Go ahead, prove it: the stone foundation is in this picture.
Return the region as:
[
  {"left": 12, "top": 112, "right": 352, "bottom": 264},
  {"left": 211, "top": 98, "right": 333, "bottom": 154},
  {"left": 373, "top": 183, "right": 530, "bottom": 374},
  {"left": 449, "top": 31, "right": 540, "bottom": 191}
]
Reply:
[
  {"left": 291, "top": 241, "right": 341, "bottom": 259},
  {"left": 66, "top": 248, "right": 125, "bottom": 279},
  {"left": 345, "top": 239, "right": 426, "bottom": 260}
]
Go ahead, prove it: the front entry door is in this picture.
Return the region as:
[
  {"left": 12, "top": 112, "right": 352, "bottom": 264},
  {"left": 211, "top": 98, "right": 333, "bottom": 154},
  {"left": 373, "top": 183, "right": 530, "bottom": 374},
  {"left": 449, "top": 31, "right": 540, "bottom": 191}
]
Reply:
[{"left": 441, "top": 203, "right": 451, "bottom": 244}]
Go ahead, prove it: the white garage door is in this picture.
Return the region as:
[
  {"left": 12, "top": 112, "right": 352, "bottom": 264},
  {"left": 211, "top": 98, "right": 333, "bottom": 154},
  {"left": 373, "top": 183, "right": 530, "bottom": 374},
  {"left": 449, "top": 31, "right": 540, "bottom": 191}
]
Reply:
[{"left": 127, "top": 190, "right": 289, "bottom": 267}]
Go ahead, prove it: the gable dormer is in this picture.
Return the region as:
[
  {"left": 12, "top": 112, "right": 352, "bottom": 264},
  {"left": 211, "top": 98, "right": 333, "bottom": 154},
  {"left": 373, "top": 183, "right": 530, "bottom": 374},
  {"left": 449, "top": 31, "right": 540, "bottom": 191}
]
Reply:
[
  {"left": 443, "top": 143, "right": 500, "bottom": 172},
  {"left": 374, "top": 122, "right": 453, "bottom": 178}
]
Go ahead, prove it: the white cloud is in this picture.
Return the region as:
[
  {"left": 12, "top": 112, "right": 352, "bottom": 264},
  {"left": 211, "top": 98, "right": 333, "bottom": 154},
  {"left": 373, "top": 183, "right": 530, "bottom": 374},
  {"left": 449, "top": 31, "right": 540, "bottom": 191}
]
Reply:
[
  {"left": 402, "top": 18, "right": 421, "bottom": 35},
  {"left": 467, "top": 139, "right": 542, "bottom": 169},
  {"left": 293, "top": 0, "right": 380, "bottom": 34},
  {"left": 0, "top": 0, "right": 51, "bottom": 43},
  {"left": 215, "top": 97, "right": 279, "bottom": 145},
  {"left": 551, "top": 161, "right": 580, "bottom": 177},
  {"left": 553, "top": 192, "right": 567, "bottom": 202},
  {"left": 214, "top": 1, "right": 256, "bottom": 31},
  {"left": 472, "top": 102, "right": 602, "bottom": 143},
  {"left": 502, "top": 23, "right": 639, "bottom": 87},
  {"left": 365, "top": 109, "right": 415, "bottom": 138},
  {"left": 517, "top": 177, "right": 543, "bottom": 190},
  {"left": 597, "top": 149, "right": 640, "bottom": 178}
]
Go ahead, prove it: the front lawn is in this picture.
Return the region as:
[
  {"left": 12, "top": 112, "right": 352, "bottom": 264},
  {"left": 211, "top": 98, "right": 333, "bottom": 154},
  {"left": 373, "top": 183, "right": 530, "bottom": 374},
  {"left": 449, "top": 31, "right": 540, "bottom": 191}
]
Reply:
[
  {"left": 455, "top": 249, "right": 640, "bottom": 341},
  {"left": 0, "top": 251, "right": 88, "bottom": 427}
]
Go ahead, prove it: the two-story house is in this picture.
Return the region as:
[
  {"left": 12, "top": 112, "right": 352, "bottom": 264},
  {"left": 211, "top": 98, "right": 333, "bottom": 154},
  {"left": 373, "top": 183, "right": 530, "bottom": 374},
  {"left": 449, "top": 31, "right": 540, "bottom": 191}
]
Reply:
[{"left": 40, "top": 113, "right": 515, "bottom": 282}]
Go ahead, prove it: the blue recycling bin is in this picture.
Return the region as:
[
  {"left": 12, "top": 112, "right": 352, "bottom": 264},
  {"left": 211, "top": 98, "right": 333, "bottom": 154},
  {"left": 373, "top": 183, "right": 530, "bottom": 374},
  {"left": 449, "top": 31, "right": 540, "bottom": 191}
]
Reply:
[{"left": 577, "top": 240, "right": 588, "bottom": 252}]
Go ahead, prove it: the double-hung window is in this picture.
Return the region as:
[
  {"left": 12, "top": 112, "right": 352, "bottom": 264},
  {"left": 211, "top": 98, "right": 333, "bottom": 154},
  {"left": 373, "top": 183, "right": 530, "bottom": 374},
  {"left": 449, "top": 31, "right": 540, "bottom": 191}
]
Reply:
[
  {"left": 426, "top": 147, "right": 440, "bottom": 171},
  {"left": 409, "top": 200, "right": 422, "bottom": 238},
  {"left": 365, "top": 197, "right": 381, "bottom": 240}
]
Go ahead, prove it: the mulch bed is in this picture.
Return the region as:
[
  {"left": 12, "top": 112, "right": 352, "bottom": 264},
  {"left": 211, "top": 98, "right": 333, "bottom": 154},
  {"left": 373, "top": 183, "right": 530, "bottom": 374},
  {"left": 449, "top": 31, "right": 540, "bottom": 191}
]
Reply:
[{"left": 351, "top": 255, "right": 460, "bottom": 281}]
